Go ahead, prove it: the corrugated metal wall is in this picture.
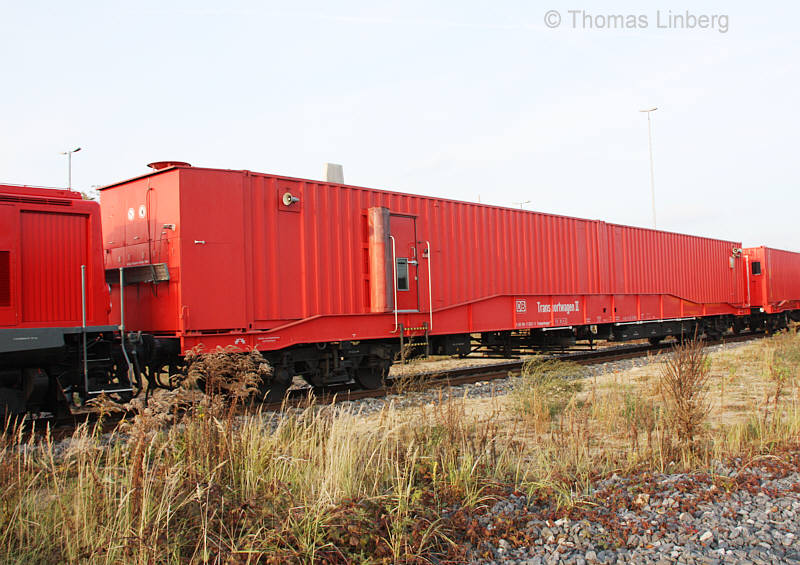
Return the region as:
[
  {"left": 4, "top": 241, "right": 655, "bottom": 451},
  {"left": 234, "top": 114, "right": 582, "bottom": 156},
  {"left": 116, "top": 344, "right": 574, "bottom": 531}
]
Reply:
[
  {"left": 103, "top": 168, "right": 745, "bottom": 334},
  {"left": 608, "top": 224, "right": 741, "bottom": 304},
  {"left": 244, "top": 174, "right": 605, "bottom": 321},
  {"left": 765, "top": 247, "right": 800, "bottom": 304},
  {"left": 20, "top": 211, "right": 88, "bottom": 323},
  {"left": 231, "top": 172, "right": 743, "bottom": 323}
]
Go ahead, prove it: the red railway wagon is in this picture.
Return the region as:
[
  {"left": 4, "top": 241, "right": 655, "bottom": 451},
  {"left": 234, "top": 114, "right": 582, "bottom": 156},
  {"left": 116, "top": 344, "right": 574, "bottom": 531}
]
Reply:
[
  {"left": 0, "top": 184, "right": 131, "bottom": 414},
  {"left": 744, "top": 247, "right": 800, "bottom": 315},
  {"left": 100, "top": 163, "right": 749, "bottom": 391}
]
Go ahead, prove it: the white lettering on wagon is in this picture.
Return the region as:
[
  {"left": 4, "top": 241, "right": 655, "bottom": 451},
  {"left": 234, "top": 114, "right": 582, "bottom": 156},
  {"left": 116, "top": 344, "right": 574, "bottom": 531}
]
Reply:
[
  {"left": 515, "top": 299, "right": 527, "bottom": 313},
  {"left": 537, "top": 301, "right": 580, "bottom": 314}
]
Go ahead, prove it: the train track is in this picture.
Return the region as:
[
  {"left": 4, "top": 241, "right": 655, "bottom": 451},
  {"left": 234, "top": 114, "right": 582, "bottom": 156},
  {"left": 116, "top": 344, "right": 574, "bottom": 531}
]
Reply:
[
  {"left": 27, "top": 332, "right": 767, "bottom": 437},
  {"left": 273, "top": 332, "right": 766, "bottom": 408}
]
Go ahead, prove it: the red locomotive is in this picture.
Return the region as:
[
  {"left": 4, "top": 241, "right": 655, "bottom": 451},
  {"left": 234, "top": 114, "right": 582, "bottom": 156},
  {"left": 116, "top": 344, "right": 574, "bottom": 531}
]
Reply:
[
  {"left": 0, "top": 184, "right": 141, "bottom": 414},
  {"left": 2, "top": 162, "right": 800, "bottom": 414}
]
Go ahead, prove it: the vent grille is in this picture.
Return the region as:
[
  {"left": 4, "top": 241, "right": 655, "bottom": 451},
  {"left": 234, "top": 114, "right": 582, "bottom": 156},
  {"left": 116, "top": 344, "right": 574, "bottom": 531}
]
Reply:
[
  {"left": 105, "top": 263, "right": 171, "bottom": 285},
  {"left": 0, "top": 251, "right": 9, "bottom": 307},
  {"left": 0, "top": 195, "right": 72, "bottom": 206}
]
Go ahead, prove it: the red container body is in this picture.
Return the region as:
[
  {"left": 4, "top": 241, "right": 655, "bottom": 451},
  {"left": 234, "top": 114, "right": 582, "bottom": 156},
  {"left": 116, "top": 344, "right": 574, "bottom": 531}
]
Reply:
[
  {"left": 99, "top": 166, "right": 747, "bottom": 353},
  {"left": 743, "top": 247, "right": 800, "bottom": 313},
  {"left": 0, "top": 184, "right": 109, "bottom": 329}
]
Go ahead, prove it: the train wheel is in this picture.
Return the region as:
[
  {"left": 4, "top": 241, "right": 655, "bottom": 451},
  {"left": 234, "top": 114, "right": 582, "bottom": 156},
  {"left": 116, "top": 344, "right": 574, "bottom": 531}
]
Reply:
[
  {"left": 355, "top": 366, "right": 384, "bottom": 389},
  {"left": 355, "top": 356, "right": 391, "bottom": 390},
  {"left": 264, "top": 368, "right": 291, "bottom": 404}
]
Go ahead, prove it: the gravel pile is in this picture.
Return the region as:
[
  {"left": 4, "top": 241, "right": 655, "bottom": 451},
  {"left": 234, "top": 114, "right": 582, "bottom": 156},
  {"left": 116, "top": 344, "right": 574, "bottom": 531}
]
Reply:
[{"left": 468, "top": 458, "right": 800, "bottom": 564}]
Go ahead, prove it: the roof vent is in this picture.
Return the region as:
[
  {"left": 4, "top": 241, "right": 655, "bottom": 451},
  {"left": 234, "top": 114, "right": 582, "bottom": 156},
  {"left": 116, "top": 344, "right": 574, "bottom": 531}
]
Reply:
[
  {"left": 323, "top": 163, "right": 344, "bottom": 184},
  {"left": 147, "top": 161, "right": 191, "bottom": 171}
]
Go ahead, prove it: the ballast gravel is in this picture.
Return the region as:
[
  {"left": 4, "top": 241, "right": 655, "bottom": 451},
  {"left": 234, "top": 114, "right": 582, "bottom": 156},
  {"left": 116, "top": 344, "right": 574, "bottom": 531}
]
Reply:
[
  {"left": 322, "top": 339, "right": 800, "bottom": 564},
  {"left": 467, "top": 459, "right": 800, "bottom": 565}
]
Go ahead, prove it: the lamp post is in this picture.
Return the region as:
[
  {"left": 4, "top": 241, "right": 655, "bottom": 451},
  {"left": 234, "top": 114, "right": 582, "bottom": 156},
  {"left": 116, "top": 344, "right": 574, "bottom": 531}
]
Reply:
[
  {"left": 639, "top": 107, "right": 657, "bottom": 229},
  {"left": 60, "top": 147, "right": 81, "bottom": 190},
  {"left": 513, "top": 200, "right": 531, "bottom": 210}
]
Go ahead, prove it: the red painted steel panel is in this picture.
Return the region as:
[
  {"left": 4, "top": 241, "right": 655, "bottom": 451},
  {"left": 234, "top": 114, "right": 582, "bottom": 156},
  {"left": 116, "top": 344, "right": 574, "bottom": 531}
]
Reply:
[
  {"left": 764, "top": 248, "right": 800, "bottom": 311},
  {"left": 745, "top": 247, "right": 766, "bottom": 308},
  {"left": 98, "top": 166, "right": 752, "bottom": 353},
  {"left": 177, "top": 170, "right": 247, "bottom": 331},
  {"left": 605, "top": 223, "right": 744, "bottom": 307},
  {"left": 102, "top": 173, "right": 182, "bottom": 333},
  {"left": 20, "top": 211, "right": 88, "bottom": 322},
  {"left": 0, "top": 205, "right": 16, "bottom": 326},
  {"left": 0, "top": 184, "right": 108, "bottom": 329},
  {"left": 0, "top": 251, "right": 9, "bottom": 307},
  {"left": 744, "top": 247, "right": 800, "bottom": 313}
]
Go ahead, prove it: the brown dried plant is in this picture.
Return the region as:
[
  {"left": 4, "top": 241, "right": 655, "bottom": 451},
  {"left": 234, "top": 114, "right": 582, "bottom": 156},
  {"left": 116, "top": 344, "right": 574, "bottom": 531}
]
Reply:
[
  {"left": 658, "top": 338, "right": 711, "bottom": 451},
  {"left": 183, "top": 345, "right": 271, "bottom": 399},
  {"left": 89, "top": 345, "right": 272, "bottom": 429}
]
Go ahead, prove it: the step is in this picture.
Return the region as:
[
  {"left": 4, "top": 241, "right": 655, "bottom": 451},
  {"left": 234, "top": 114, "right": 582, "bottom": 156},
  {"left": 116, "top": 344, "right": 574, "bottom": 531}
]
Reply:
[{"left": 87, "top": 386, "right": 134, "bottom": 395}]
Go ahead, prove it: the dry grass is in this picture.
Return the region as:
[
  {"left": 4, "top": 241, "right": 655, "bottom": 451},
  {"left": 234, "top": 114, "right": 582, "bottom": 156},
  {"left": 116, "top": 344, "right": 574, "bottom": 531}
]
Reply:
[
  {"left": 2, "top": 332, "right": 800, "bottom": 563},
  {"left": 510, "top": 358, "right": 584, "bottom": 433}
]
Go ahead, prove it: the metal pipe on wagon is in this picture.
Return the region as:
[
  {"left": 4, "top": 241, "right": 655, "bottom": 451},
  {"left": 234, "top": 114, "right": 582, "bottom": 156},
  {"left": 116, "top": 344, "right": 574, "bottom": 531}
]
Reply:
[
  {"left": 389, "top": 235, "right": 399, "bottom": 333},
  {"left": 119, "top": 267, "right": 125, "bottom": 333}
]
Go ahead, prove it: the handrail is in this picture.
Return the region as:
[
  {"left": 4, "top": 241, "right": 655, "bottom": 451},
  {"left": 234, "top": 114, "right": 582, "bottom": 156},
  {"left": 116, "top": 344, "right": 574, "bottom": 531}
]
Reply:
[
  {"left": 389, "top": 235, "right": 399, "bottom": 332},
  {"left": 80, "top": 265, "right": 88, "bottom": 395},
  {"left": 745, "top": 255, "right": 751, "bottom": 308},
  {"left": 426, "top": 240, "right": 433, "bottom": 331},
  {"left": 119, "top": 267, "right": 134, "bottom": 382}
]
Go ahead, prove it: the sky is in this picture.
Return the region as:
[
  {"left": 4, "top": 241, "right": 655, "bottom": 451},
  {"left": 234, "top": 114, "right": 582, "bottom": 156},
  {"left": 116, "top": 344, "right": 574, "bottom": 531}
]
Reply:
[{"left": 1, "top": 1, "right": 797, "bottom": 249}]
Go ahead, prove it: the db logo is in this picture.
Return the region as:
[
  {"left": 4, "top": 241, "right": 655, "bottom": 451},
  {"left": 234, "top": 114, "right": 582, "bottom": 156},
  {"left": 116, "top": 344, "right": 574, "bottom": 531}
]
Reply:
[
  {"left": 234, "top": 337, "right": 246, "bottom": 345},
  {"left": 515, "top": 299, "right": 527, "bottom": 313}
]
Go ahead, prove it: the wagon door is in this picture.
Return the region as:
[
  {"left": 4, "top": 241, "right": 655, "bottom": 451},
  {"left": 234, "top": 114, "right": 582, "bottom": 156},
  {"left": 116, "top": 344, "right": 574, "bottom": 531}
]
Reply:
[
  {"left": 390, "top": 215, "right": 420, "bottom": 312},
  {"left": 748, "top": 254, "right": 765, "bottom": 308},
  {"left": 367, "top": 209, "right": 421, "bottom": 314}
]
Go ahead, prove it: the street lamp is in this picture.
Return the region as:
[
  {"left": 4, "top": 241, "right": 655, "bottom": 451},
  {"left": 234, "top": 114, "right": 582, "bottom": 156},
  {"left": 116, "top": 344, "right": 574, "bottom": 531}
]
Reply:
[
  {"left": 513, "top": 200, "right": 531, "bottom": 210},
  {"left": 60, "top": 147, "right": 81, "bottom": 190},
  {"left": 639, "top": 107, "right": 658, "bottom": 229}
]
